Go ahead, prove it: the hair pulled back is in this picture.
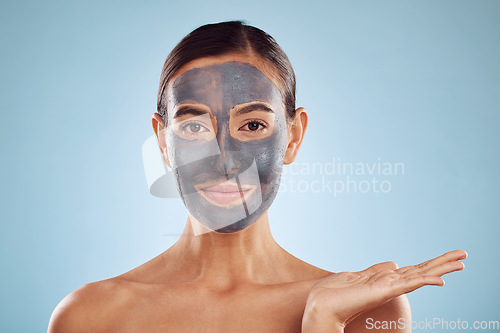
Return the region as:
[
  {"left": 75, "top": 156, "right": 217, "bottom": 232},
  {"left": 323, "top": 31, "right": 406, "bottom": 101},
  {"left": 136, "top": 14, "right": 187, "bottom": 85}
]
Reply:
[{"left": 157, "top": 20, "right": 296, "bottom": 126}]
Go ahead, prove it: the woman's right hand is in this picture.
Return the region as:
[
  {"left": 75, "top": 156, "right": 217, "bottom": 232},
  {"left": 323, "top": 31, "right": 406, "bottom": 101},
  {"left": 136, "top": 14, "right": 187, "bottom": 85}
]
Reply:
[{"left": 301, "top": 249, "right": 467, "bottom": 333}]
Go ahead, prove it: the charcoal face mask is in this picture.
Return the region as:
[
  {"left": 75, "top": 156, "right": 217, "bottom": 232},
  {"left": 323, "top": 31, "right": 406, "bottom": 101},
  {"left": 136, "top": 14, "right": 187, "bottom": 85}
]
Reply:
[{"left": 163, "top": 62, "right": 288, "bottom": 233}]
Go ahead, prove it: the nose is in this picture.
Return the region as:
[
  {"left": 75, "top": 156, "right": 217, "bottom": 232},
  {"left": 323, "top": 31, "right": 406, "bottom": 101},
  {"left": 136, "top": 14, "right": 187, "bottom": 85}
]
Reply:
[
  {"left": 216, "top": 150, "right": 241, "bottom": 176},
  {"left": 213, "top": 127, "right": 240, "bottom": 176}
]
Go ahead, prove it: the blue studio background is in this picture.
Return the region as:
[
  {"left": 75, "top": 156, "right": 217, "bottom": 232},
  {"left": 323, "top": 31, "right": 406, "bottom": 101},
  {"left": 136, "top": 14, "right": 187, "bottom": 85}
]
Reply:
[{"left": 1, "top": 0, "right": 499, "bottom": 331}]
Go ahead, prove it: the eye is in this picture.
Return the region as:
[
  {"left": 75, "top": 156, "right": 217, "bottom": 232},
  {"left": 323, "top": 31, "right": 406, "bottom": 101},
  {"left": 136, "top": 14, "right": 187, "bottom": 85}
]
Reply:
[
  {"left": 240, "top": 120, "right": 267, "bottom": 132},
  {"left": 181, "top": 121, "right": 210, "bottom": 133}
]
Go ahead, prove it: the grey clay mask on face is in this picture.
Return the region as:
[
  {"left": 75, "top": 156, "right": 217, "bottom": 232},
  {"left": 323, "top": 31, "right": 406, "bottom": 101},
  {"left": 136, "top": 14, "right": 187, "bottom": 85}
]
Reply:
[{"left": 164, "top": 62, "right": 288, "bottom": 233}]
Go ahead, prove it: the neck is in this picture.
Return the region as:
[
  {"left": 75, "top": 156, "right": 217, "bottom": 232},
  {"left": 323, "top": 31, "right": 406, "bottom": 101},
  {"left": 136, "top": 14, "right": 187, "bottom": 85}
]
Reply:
[{"left": 167, "top": 212, "right": 294, "bottom": 289}]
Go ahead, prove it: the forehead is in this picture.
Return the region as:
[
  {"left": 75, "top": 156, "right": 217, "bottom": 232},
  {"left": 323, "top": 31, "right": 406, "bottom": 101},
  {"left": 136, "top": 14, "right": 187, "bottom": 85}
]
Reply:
[{"left": 168, "top": 62, "right": 282, "bottom": 109}]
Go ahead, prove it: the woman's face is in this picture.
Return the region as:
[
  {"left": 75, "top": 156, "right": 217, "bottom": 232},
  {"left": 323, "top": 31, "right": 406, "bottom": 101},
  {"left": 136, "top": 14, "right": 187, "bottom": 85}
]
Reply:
[{"left": 163, "top": 56, "right": 289, "bottom": 233}]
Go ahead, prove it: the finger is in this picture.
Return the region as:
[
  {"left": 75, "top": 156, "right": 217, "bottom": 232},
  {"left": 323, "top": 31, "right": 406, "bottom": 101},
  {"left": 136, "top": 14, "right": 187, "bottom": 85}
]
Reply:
[
  {"left": 358, "top": 261, "right": 399, "bottom": 277},
  {"left": 393, "top": 274, "right": 445, "bottom": 295},
  {"left": 372, "top": 273, "right": 445, "bottom": 301},
  {"left": 395, "top": 250, "right": 467, "bottom": 275},
  {"left": 404, "top": 260, "right": 465, "bottom": 279},
  {"left": 417, "top": 250, "right": 467, "bottom": 269}
]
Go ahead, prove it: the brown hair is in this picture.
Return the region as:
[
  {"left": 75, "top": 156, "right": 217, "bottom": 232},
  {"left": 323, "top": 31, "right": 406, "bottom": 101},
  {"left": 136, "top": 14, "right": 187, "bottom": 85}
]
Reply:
[{"left": 156, "top": 20, "right": 296, "bottom": 126}]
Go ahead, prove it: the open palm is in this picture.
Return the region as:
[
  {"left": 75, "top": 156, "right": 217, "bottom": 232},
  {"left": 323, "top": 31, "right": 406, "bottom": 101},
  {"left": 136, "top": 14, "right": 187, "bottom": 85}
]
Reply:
[{"left": 303, "top": 250, "right": 467, "bottom": 331}]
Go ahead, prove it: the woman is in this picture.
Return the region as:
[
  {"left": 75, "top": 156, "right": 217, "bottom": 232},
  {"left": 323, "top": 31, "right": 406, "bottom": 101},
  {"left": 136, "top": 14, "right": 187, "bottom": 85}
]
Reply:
[{"left": 48, "top": 21, "right": 466, "bottom": 332}]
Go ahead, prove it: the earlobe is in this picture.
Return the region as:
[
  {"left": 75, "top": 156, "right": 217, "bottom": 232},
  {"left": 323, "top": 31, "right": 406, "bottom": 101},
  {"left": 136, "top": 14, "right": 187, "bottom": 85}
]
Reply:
[
  {"left": 152, "top": 113, "right": 172, "bottom": 168},
  {"left": 283, "top": 107, "right": 308, "bottom": 165}
]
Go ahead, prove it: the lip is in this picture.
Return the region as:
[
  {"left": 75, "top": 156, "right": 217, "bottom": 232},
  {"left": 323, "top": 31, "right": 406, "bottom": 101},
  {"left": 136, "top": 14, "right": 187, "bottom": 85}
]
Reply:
[{"left": 195, "top": 180, "right": 256, "bottom": 207}]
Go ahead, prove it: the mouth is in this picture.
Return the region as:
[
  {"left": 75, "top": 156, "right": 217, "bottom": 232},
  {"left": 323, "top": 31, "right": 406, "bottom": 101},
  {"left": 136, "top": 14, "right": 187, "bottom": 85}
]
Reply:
[{"left": 195, "top": 179, "right": 257, "bottom": 207}]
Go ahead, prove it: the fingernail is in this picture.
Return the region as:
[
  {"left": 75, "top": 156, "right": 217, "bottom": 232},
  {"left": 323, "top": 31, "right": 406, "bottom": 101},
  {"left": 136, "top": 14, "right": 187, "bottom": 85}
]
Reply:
[{"left": 458, "top": 250, "right": 468, "bottom": 260}]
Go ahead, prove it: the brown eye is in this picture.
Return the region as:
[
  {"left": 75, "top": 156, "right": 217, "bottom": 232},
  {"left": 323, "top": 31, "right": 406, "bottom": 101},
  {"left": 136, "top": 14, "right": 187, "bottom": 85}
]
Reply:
[
  {"left": 248, "top": 122, "right": 260, "bottom": 131},
  {"left": 242, "top": 120, "right": 266, "bottom": 132}
]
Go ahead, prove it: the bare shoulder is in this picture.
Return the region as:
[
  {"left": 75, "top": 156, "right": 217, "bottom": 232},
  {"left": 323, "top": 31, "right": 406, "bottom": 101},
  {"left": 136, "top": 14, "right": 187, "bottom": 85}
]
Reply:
[
  {"left": 48, "top": 278, "right": 133, "bottom": 333},
  {"left": 47, "top": 252, "right": 173, "bottom": 333},
  {"left": 345, "top": 294, "right": 412, "bottom": 333}
]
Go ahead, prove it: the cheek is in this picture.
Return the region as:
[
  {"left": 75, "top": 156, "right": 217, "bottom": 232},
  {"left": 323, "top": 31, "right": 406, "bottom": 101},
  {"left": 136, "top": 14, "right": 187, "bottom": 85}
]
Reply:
[
  {"left": 246, "top": 131, "right": 288, "bottom": 183},
  {"left": 166, "top": 131, "right": 219, "bottom": 169},
  {"left": 166, "top": 123, "right": 287, "bottom": 186}
]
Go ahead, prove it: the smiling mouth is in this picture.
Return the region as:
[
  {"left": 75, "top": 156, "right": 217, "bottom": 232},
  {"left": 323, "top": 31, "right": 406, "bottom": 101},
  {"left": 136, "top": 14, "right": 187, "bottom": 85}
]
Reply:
[{"left": 195, "top": 179, "right": 257, "bottom": 207}]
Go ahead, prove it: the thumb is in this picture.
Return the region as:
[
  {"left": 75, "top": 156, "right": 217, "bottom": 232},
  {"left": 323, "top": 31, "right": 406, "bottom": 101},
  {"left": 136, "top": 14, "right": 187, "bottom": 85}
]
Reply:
[{"left": 358, "top": 261, "right": 399, "bottom": 277}]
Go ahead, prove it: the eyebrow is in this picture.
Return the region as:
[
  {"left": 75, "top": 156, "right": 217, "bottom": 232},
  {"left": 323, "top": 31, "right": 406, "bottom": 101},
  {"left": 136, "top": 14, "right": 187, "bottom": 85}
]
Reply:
[
  {"left": 173, "top": 105, "right": 208, "bottom": 119},
  {"left": 234, "top": 103, "right": 274, "bottom": 116}
]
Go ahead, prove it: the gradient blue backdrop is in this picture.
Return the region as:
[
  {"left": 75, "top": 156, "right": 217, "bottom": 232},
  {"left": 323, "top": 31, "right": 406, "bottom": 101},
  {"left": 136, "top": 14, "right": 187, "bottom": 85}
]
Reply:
[{"left": 1, "top": 0, "right": 499, "bottom": 332}]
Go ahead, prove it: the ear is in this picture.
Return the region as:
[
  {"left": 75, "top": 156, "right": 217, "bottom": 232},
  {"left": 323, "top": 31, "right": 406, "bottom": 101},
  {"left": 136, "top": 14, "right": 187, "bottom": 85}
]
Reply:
[
  {"left": 284, "top": 107, "right": 308, "bottom": 165},
  {"left": 152, "top": 113, "right": 172, "bottom": 168}
]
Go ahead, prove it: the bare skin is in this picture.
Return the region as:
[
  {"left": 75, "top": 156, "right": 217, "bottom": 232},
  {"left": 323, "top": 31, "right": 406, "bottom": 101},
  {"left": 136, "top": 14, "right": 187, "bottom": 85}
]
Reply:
[
  {"left": 302, "top": 250, "right": 466, "bottom": 332},
  {"left": 48, "top": 53, "right": 466, "bottom": 332},
  {"left": 48, "top": 213, "right": 418, "bottom": 333}
]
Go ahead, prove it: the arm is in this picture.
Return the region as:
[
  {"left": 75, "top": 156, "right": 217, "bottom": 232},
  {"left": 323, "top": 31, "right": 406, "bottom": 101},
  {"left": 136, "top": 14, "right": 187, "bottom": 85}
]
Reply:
[{"left": 345, "top": 295, "right": 411, "bottom": 333}]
